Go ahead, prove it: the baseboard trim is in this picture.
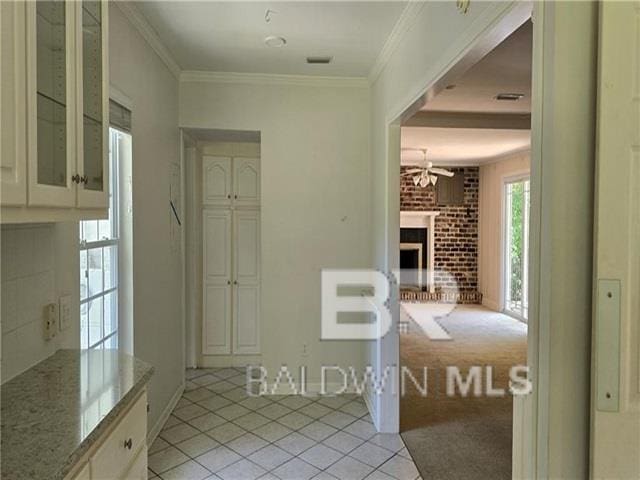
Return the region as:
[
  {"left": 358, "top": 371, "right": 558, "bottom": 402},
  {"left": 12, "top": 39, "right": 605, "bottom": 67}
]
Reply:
[
  {"left": 147, "top": 382, "right": 184, "bottom": 446},
  {"left": 200, "top": 355, "right": 262, "bottom": 368},
  {"left": 363, "top": 383, "right": 380, "bottom": 431},
  {"left": 482, "top": 297, "right": 501, "bottom": 311}
]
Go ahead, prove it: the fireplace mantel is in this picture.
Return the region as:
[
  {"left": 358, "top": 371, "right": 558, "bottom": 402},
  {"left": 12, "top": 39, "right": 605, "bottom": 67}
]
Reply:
[
  {"left": 400, "top": 211, "right": 440, "bottom": 228},
  {"left": 400, "top": 211, "right": 439, "bottom": 293}
]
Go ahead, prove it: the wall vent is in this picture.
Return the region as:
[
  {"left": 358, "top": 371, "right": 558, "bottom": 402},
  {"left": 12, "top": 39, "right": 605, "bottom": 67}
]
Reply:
[{"left": 306, "top": 56, "right": 332, "bottom": 64}]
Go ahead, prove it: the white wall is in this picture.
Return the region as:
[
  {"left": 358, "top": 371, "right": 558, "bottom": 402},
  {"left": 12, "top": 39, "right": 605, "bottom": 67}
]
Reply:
[
  {"left": 180, "top": 79, "right": 370, "bottom": 386},
  {"left": 478, "top": 150, "right": 530, "bottom": 311},
  {"left": 1, "top": 224, "right": 79, "bottom": 382},
  {"left": 109, "top": 4, "right": 183, "bottom": 432}
]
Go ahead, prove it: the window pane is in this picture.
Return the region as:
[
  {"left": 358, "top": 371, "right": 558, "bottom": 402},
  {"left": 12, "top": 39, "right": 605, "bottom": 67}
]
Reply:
[
  {"left": 80, "top": 250, "right": 88, "bottom": 301},
  {"left": 88, "top": 297, "right": 103, "bottom": 346},
  {"left": 103, "top": 290, "right": 117, "bottom": 337},
  {"left": 80, "top": 307, "right": 89, "bottom": 349},
  {"left": 87, "top": 248, "right": 103, "bottom": 296},
  {"left": 83, "top": 220, "right": 98, "bottom": 243},
  {"left": 104, "top": 334, "right": 117, "bottom": 349},
  {"left": 104, "top": 245, "right": 116, "bottom": 289},
  {"left": 98, "top": 215, "right": 112, "bottom": 240}
]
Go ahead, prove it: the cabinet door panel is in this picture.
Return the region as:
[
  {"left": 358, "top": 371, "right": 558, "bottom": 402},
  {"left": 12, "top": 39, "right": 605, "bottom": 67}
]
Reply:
[
  {"left": 122, "top": 446, "right": 147, "bottom": 480},
  {"left": 203, "top": 209, "right": 232, "bottom": 285},
  {"left": 234, "top": 285, "right": 260, "bottom": 354},
  {"left": 234, "top": 210, "right": 260, "bottom": 285},
  {"left": 27, "top": 0, "right": 76, "bottom": 207},
  {"left": 203, "top": 156, "right": 231, "bottom": 206},
  {"left": 76, "top": 0, "right": 109, "bottom": 208},
  {"left": 203, "top": 284, "right": 232, "bottom": 355},
  {"left": 0, "top": 1, "right": 27, "bottom": 206},
  {"left": 233, "top": 157, "right": 260, "bottom": 206}
]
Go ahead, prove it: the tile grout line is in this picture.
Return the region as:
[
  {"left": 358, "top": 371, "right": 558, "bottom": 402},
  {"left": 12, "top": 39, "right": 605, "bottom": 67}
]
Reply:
[{"left": 151, "top": 369, "right": 418, "bottom": 480}]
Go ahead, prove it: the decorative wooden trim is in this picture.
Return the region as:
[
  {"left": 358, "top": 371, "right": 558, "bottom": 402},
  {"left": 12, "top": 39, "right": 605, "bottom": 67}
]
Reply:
[
  {"left": 114, "top": 2, "right": 181, "bottom": 79},
  {"left": 368, "top": 1, "right": 428, "bottom": 84},
  {"left": 404, "top": 111, "right": 531, "bottom": 130}
]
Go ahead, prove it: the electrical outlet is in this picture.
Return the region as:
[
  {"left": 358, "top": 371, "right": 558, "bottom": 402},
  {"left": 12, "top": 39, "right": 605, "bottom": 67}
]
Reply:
[
  {"left": 59, "top": 295, "right": 72, "bottom": 331},
  {"left": 43, "top": 303, "right": 58, "bottom": 341}
]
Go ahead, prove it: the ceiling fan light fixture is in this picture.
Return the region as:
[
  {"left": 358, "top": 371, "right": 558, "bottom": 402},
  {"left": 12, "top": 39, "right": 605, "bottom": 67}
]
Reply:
[
  {"left": 430, "top": 175, "right": 438, "bottom": 186},
  {"left": 419, "top": 176, "right": 429, "bottom": 188}
]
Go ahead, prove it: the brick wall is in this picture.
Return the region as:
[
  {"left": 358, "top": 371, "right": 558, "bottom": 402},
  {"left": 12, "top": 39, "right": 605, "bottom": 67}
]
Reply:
[{"left": 400, "top": 166, "right": 480, "bottom": 299}]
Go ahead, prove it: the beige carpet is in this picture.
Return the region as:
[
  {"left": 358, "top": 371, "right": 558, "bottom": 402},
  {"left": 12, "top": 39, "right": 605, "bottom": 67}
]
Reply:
[{"left": 400, "top": 304, "right": 527, "bottom": 480}]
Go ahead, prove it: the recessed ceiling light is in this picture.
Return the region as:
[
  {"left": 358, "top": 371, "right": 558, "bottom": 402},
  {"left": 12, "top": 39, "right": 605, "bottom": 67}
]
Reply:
[
  {"left": 264, "top": 35, "right": 286, "bottom": 48},
  {"left": 306, "top": 56, "right": 332, "bottom": 64},
  {"left": 496, "top": 93, "right": 525, "bottom": 101}
]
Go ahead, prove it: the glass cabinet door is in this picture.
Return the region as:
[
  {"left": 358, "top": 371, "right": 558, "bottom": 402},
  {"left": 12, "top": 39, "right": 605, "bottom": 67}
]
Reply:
[
  {"left": 36, "top": 0, "right": 68, "bottom": 188},
  {"left": 80, "top": 0, "right": 103, "bottom": 193}
]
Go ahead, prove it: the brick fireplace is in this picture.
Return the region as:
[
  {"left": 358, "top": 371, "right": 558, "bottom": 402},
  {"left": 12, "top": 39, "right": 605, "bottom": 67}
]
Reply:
[{"left": 400, "top": 166, "right": 481, "bottom": 304}]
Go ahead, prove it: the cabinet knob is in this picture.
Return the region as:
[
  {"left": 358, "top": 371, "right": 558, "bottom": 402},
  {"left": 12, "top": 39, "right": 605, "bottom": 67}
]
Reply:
[
  {"left": 234, "top": 194, "right": 238, "bottom": 199},
  {"left": 124, "top": 438, "right": 133, "bottom": 450},
  {"left": 234, "top": 280, "right": 238, "bottom": 285},
  {"left": 71, "top": 174, "right": 80, "bottom": 184},
  {"left": 227, "top": 194, "right": 231, "bottom": 199},
  {"left": 80, "top": 175, "right": 88, "bottom": 184},
  {"left": 227, "top": 280, "right": 231, "bottom": 285}
]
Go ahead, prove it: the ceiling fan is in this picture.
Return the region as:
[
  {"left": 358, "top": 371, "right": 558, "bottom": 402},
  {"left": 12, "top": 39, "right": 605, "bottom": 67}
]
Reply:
[{"left": 401, "top": 149, "right": 454, "bottom": 187}]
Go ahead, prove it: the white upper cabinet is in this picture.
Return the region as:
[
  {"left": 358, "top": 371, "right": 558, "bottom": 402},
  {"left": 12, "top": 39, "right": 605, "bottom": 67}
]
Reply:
[
  {"left": 203, "top": 156, "right": 232, "bottom": 206},
  {"left": 1, "top": 1, "right": 28, "bottom": 207},
  {"left": 1, "top": 0, "right": 109, "bottom": 223},
  {"left": 26, "top": 0, "right": 76, "bottom": 207},
  {"left": 76, "top": 0, "right": 109, "bottom": 208},
  {"left": 233, "top": 157, "right": 260, "bottom": 206},
  {"left": 202, "top": 156, "right": 260, "bottom": 207}
]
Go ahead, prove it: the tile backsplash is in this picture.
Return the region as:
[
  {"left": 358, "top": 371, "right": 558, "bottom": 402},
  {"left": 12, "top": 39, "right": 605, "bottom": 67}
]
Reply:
[{"left": 1, "top": 225, "right": 57, "bottom": 382}]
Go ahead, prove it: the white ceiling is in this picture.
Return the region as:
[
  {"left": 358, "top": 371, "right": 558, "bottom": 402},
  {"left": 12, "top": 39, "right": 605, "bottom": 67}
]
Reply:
[
  {"left": 401, "top": 127, "right": 531, "bottom": 165},
  {"left": 135, "top": 1, "right": 407, "bottom": 77},
  {"left": 423, "top": 20, "right": 533, "bottom": 114},
  {"left": 403, "top": 20, "right": 532, "bottom": 165}
]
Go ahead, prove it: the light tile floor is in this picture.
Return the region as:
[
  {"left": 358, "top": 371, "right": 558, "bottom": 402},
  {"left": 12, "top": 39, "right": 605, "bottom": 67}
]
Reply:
[{"left": 148, "top": 368, "right": 421, "bottom": 480}]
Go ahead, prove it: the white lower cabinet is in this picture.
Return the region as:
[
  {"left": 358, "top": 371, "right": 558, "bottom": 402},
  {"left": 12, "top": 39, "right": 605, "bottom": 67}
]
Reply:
[
  {"left": 122, "top": 447, "right": 148, "bottom": 480},
  {"left": 67, "top": 390, "right": 148, "bottom": 480}
]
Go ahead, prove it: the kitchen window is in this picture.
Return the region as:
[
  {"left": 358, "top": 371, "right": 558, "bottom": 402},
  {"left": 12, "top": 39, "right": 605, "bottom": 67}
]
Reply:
[{"left": 79, "top": 128, "right": 121, "bottom": 349}]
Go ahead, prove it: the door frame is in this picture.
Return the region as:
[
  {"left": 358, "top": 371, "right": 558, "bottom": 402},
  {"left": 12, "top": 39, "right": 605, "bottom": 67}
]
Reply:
[{"left": 380, "top": 0, "right": 541, "bottom": 476}]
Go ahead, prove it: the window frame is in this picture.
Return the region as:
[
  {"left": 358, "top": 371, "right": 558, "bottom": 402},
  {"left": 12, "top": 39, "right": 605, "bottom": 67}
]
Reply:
[{"left": 79, "top": 127, "right": 121, "bottom": 349}]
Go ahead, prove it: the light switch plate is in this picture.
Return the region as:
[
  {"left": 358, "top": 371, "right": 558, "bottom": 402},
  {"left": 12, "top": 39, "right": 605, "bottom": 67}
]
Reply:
[{"left": 59, "top": 295, "right": 72, "bottom": 332}]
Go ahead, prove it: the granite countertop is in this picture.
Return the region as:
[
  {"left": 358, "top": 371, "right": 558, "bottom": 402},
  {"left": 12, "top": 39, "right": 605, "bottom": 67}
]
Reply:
[{"left": 1, "top": 349, "right": 154, "bottom": 480}]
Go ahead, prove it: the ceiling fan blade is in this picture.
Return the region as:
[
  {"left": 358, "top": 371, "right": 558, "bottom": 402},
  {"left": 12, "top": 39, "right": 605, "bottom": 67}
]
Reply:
[
  {"left": 402, "top": 168, "right": 424, "bottom": 175},
  {"left": 429, "top": 167, "right": 454, "bottom": 177}
]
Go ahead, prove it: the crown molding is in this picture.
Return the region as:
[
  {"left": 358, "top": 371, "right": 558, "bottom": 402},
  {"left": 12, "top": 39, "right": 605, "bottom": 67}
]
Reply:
[
  {"left": 180, "top": 70, "right": 369, "bottom": 88},
  {"left": 115, "top": 2, "right": 181, "bottom": 79},
  {"left": 368, "top": 1, "right": 428, "bottom": 84}
]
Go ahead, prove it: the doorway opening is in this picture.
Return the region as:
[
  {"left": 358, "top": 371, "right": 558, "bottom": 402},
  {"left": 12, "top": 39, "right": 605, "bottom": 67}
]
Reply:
[{"left": 396, "top": 17, "right": 532, "bottom": 480}]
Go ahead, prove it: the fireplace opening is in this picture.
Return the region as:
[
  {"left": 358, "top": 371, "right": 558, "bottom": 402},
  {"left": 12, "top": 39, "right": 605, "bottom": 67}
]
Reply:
[{"left": 400, "top": 227, "right": 428, "bottom": 290}]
